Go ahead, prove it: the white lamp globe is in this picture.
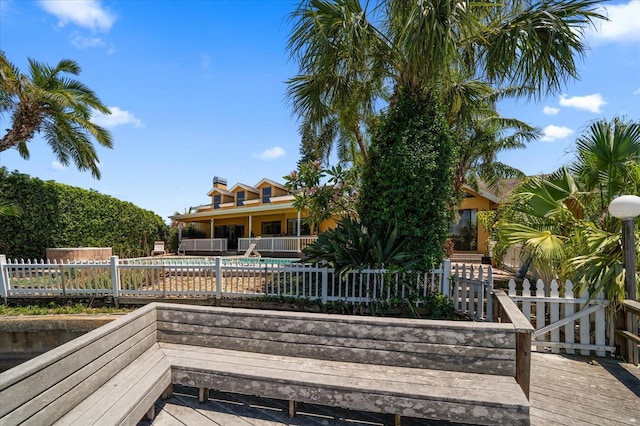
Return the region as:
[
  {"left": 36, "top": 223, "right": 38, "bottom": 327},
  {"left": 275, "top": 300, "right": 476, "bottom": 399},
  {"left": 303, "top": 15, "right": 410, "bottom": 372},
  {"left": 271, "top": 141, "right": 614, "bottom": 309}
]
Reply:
[{"left": 608, "top": 195, "right": 640, "bottom": 220}]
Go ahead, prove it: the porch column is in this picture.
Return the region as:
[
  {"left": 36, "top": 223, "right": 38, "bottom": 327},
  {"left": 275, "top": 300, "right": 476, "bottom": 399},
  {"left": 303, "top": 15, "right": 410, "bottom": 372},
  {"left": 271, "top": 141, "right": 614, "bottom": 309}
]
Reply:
[
  {"left": 249, "top": 215, "right": 252, "bottom": 238},
  {"left": 297, "top": 211, "right": 301, "bottom": 252},
  {"left": 210, "top": 219, "right": 214, "bottom": 239},
  {"left": 178, "top": 222, "right": 183, "bottom": 241}
]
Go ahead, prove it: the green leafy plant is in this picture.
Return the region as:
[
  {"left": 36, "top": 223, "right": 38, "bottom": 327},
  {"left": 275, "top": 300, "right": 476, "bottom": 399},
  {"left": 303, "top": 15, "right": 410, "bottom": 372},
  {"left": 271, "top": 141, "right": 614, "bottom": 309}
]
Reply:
[
  {"left": 496, "top": 117, "right": 640, "bottom": 303},
  {"left": 284, "top": 161, "right": 359, "bottom": 229},
  {"left": 302, "top": 216, "right": 417, "bottom": 276},
  {"left": 357, "top": 89, "right": 454, "bottom": 272}
]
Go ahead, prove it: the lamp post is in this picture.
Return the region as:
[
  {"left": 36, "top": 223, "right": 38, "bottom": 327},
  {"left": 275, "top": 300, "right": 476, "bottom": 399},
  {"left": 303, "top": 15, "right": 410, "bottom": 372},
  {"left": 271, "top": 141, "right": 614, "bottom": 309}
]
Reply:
[{"left": 608, "top": 195, "right": 640, "bottom": 301}]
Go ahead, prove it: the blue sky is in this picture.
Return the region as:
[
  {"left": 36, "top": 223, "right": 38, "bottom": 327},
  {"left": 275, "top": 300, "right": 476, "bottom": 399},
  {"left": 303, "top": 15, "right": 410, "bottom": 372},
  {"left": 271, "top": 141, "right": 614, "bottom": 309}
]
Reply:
[{"left": 0, "top": 0, "right": 639, "bottom": 224}]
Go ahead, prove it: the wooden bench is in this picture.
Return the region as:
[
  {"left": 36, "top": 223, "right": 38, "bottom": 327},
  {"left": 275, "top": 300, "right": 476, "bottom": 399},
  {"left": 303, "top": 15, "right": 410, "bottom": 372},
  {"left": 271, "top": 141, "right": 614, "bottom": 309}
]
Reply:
[
  {"left": 155, "top": 303, "right": 530, "bottom": 425},
  {"left": 0, "top": 302, "right": 531, "bottom": 425},
  {"left": 0, "top": 304, "right": 172, "bottom": 426}
]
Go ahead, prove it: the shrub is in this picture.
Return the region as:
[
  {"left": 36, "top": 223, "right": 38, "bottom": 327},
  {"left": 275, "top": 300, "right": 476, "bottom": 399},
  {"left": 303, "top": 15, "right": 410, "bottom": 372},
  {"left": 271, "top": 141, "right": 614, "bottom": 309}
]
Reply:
[
  {"left": 357, "top": 89, "right": 455, "bottom": 271},
  {"left": 0, "top": 167, "right": 168, "bottom": 259},
  {"left": 302, "top": 216, "right": 417, "bottom": 275}
]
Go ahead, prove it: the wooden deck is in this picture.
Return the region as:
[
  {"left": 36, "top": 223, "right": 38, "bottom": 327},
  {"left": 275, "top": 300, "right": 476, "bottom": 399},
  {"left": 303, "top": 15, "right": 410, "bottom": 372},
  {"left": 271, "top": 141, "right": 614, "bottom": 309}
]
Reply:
[{"left": 141, "top": 352, "right": 639, "bottom": 426}]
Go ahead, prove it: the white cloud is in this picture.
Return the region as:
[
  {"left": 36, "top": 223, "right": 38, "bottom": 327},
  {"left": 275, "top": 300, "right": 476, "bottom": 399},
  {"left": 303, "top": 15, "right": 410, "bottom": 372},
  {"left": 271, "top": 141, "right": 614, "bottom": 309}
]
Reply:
[
  {"left": 559, "top": 93, "right": 607, "bottom": 113},
  {"left": 588, "top": 1, "right": 640, "bottom": 44},
  {"left": 92, "top": 107, "right": 143, "bottom": 128},
  {"left": 51, "top": 161, "right": 66, "bottom": 171},
  {"left": 543, "top": 106, "right": 560, "bottom": 116},
  {"left": 70, "top": 33, "right": 114, "bottom": 53},
  {"left": 634, "top": 88, "right": 640, "bottom": 95},
  {"left": 39, "top": 0, "right": 115, "bottom": 32},
  {"left": 541, "top": 125, "right": 574, "bottom": 142},
  {"left": 255, "top": 146, "right": 286, "bottom": 160},
  {"left": 71, "top": 34, "right": 105, "bottom": 49}
]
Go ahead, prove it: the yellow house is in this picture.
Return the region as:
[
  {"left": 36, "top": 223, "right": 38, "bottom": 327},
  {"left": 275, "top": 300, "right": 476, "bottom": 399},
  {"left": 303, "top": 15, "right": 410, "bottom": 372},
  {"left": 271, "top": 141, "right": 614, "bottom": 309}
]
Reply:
[
  {"left": 171, "top": 176, "right": 512, "bottom": 258},
  {"left": 451, "top": 179, "right": 521, "bottom": 261},
  {"left": 170, "top": 177, "right": 333, "bottom": 256}
]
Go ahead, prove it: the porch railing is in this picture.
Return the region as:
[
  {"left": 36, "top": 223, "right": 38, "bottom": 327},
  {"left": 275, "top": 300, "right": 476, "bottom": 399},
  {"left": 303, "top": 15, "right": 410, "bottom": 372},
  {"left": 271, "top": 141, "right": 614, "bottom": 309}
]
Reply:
[
  {"left": 237, "top": 236, "right": 318, "bottom": 253},
  {"left": 178, "top": 238, "right": 227, "bottom": 253}
]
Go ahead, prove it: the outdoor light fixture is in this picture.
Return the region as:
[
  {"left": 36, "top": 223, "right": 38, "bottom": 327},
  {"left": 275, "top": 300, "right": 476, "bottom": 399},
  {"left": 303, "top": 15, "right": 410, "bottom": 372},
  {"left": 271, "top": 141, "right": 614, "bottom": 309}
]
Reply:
[{"left": 608, "top": 194, "right": 640, "bottom": 301}]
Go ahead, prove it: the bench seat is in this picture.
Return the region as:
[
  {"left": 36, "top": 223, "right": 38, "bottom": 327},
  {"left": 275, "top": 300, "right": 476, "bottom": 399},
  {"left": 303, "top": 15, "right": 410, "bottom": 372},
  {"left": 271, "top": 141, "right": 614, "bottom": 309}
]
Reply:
[
  {"left": 1, "top": 303, "right": 532, "bottom": 426},
  {"left": 54, "top": 344, "right": 171, "bottom": 426},
  {"left": 161, "top": 342, "right": 529, "bottom": 425}
]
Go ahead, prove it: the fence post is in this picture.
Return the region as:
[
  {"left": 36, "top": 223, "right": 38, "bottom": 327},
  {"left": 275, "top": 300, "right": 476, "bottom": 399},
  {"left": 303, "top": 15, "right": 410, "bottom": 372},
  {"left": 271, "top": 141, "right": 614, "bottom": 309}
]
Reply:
[
  {"left": 215, "top": 257, "right": 222, "bottom": 300},
  {"left": 485, "top": 265, "right": 494, "bottom": 322},
  {"left": 321, "top": 264, "right": 328, "bottom": 304},
  {"left": 0, "top": 255, "right": 7, "bottom": 303},
  {"left": 441, "top": 259, "right": 451, "bottom": 299},
  {"left": 110, "top": 256, "right": 120, "bottom": 305}
]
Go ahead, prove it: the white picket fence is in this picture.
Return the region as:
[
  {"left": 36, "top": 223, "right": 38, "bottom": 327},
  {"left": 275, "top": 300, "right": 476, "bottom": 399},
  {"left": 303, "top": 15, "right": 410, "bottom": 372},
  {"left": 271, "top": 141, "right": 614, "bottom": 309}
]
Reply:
[
  {"left": 0, "top": 254, "right": 614, "bottom": 356},
  {"left": 0, "top": 255, "right": 454, "bottom": 306},
  {"left": 508, "top": 278, "right": 614, "bottom": 357},
  {"left": 452, "top": 263, "right": 493, "bottom": 321}
]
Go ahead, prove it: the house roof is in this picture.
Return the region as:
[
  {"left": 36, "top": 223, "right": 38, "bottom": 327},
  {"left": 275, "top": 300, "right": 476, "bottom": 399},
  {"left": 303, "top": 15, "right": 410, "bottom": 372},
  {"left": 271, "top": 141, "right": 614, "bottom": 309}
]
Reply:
[
  {"left": 229, "top": 183, "right": 260, "bottom": 194},
  {"left": 254, "top": 178, "right": 289, "bottom": 192},
  {"left": 472, "top": 178, "right": 525, "bottom": 204},
  {"left": 206, "top": 187, "right": 234, "bottom": 197},
  {"left": 170, "top": 201, "right": 297, "bottom": 220}
]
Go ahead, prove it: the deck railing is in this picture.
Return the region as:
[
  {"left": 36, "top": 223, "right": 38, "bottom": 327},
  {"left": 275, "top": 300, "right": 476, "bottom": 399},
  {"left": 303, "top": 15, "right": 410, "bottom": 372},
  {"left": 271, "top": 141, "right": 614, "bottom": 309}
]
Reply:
[{"left": 617, "top": 299, "right": 640, "bottom": 365}]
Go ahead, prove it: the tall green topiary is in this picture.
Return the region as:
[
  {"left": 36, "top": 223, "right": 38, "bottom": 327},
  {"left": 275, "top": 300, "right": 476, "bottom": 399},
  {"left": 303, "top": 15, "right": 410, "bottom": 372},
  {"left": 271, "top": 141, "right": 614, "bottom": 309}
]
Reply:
[{"left": 357, "top": 89, "right": 455, "bottom": 271}]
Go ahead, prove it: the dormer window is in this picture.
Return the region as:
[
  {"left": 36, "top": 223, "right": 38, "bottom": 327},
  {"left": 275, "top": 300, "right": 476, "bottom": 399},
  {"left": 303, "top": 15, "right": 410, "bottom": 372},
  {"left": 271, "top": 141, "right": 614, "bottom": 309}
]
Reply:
[
  {"left": 213, "top": 194, "right": 221, "bottom": 209},
  {"left": 262, "top": 187, "right": 271, "bottom": 204},
  {"left": 236, "top": 191, "right": 245, "bottom": 206}
]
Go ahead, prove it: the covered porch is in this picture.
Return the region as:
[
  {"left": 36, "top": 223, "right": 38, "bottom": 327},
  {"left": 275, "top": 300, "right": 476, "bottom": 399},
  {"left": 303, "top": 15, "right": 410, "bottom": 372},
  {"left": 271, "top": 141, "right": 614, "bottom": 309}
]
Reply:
[
  {"left": 172, "top": 203, "right": 327, "bottom": 256},
  {"left": 177, "top": 236, "right": 318, "bottom": 255}
]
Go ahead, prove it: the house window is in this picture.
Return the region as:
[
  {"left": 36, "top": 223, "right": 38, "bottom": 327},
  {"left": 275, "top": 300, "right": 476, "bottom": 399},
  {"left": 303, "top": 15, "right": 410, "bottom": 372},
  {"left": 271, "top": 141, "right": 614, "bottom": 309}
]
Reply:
[
  {"left": 287, "top": 218, "right": 310, "bottom": 235},
  {"left": 261, "top": 221, "right": 281, "bottom": 235},
  {"left": 213, "top": 194, "right": 221, "bottom": 209},
  {"left": 450, "top": 209, "right": 478, "bottom": 251},
  {"left": 236, "top": 191, "right": 245, "bottom": 206},
  {"left": 262, "top": 187, "right": 271, "bottom": 204}
]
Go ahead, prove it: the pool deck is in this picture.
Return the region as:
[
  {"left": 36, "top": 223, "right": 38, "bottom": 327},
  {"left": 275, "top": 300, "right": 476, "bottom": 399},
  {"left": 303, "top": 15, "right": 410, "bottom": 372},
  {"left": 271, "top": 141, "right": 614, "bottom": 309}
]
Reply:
[{"left": 140, "top": 352, "right": 639, "bottom": 426}]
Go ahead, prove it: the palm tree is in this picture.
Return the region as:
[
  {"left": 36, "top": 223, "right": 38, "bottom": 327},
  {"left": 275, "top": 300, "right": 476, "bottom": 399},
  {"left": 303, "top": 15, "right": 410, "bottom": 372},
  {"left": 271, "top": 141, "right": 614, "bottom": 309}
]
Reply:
[
  {"left": 497, "top": 117, "right": 640, "bottom": 302},
  {"left": 287, "top": 0, "right": 390, "bottom": 162},
  {"left": 297, "top": 115, "right": 365, "bottom": 167},
  {"left": 450, "top": 83, "right": 540, "bottom": 195},
  {"left": 570, "top": 117, "right": 640, "bottom": 224},
  {"left": 287, "top": 0, "right": 604, "bottom": 161},
  {"left": 0, "top": 52, "right": 112, "bottom": 179}
]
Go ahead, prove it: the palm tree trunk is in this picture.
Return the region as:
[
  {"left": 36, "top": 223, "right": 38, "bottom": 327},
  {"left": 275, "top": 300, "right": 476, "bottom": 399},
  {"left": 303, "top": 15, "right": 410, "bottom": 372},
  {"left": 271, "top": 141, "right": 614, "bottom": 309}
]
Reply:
[
  {"left": 353, "top": 124, "right": 368, "bottom": 162},
  {"left": 0, "top": 109, "right": 40, "bottom": 152}
]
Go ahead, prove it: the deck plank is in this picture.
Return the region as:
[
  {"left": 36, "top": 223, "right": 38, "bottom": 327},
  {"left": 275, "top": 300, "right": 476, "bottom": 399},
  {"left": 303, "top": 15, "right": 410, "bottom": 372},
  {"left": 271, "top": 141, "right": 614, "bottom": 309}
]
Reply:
[{"left": 529, "top": 353, "right": 639, "bottom": 426}]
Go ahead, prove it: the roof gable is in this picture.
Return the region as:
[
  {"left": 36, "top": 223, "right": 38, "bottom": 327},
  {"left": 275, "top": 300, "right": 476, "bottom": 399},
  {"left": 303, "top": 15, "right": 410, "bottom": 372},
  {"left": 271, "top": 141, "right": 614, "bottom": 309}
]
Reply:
[
  {"left": 255, "top": 178, "right": 289, "bottom": 192},
  {"left": 207, "top": 187, "right": 233, "bottom": 197},
  {"left": 229, "top": 183, "right": 259, "bottom": 194}
]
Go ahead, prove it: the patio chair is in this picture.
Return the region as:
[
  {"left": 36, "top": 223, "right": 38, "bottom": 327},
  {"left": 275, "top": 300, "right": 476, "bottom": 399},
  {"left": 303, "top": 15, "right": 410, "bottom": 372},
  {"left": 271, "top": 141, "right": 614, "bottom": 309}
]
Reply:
[
  {"left": 243, "top": 236, "right": 261, "bottom": 258},
  {"left": 152, "top": 241, "right": 166, "bottom": 256}
]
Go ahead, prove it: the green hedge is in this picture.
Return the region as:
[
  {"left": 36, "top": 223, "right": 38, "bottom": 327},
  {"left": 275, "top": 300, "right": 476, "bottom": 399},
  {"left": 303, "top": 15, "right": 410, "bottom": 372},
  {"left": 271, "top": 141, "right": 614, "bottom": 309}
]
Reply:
[{"left": 0, "top": 167, "right": 168, "bottom": 259}]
